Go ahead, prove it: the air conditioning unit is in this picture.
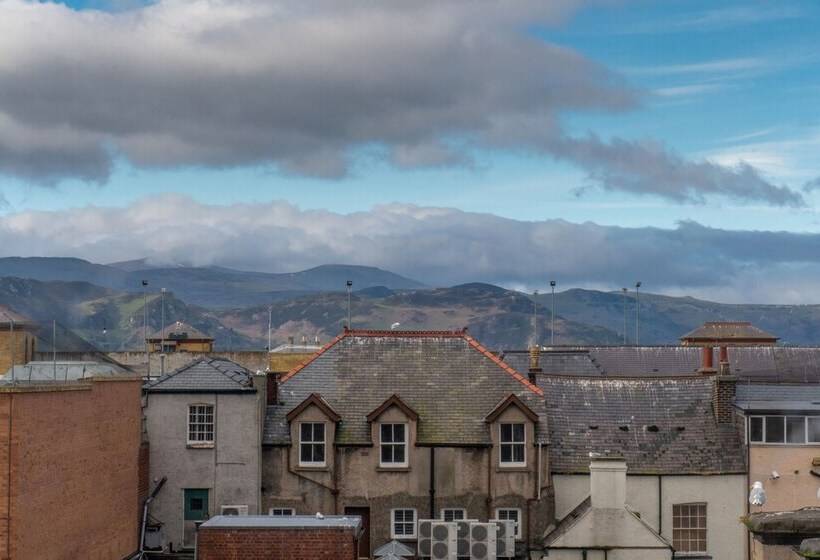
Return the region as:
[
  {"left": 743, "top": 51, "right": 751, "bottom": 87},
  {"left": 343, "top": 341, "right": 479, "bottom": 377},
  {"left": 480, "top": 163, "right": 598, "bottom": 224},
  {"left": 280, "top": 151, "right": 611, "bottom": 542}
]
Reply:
[
  {"left": 220, "top": 505, "right": 249, "bottom": 516},
  {"left": 469, "top": 522, "right": 498, "bottom": 560},
  {"left": 490, "top": 519, "right": 515, "bottom": 558},
  {"left": 418, "top": 519, "right": 434, "bottom": 557},
  {"left": 430, "top": 521, "right": 457, "bottom": 560},
  {"left": 454, "top": 519, "right": 478, "bottom": 558}
]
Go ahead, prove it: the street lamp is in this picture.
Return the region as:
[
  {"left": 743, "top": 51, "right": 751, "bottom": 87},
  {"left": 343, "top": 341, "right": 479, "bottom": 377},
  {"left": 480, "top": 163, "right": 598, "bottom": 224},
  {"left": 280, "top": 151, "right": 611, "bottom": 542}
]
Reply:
[
  {"left": 635, "top": 282, "right": 642, "bottom": 346},
  {"left": 267, "top": 305, "right": 273, "bottom": 351},
  {"left": 550, "top": 280, "right": 557, "bottom": 346},
  {"left": 142, "top": 280, "right": 149, "bottom": 368}
]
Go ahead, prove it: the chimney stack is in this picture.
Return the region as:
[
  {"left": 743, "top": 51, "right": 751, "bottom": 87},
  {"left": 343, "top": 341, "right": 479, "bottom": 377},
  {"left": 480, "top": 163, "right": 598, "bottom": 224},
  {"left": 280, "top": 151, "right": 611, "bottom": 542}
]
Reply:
[
  {"left": 528, "top": 345, "right": 542, "bottom": 384},
  {"left": 699, "top": 346, "right": 716, "bottom": 374},
  {"left": 266, "top": 372, "right": 279, "bottom": 405},
  {"left": 713, "top": 347, "right": 737, "bottom": 423},
  {"left": 589, "top": 456, "right": 627, "bottom": 509}
]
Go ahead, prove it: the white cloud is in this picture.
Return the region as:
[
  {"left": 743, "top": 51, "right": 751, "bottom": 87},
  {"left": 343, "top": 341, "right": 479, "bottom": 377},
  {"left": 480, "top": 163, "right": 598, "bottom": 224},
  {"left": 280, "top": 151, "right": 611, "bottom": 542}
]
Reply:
[{"left": 2, "top": 195, "right": 820, "bottom": 303}]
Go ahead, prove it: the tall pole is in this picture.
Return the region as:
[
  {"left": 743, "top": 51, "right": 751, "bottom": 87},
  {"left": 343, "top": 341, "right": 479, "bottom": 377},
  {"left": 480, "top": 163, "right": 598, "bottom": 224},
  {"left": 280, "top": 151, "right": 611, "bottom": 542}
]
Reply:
[
  {"left": 635, "top": 281, "right": 642, "bottom": 346},
  {"left": 622, "top": 288, "right": 628, "bottom": 345},
  {"left": 160, "top": 288, "right": 166, "bottom": 375},
  {"left": 8, "top": 315, "right": 14, "bottom": 377},
  {"left": 142, "top": 280, "right": 149, "bottom": 368},
  {"left": 267, "top": 305, "right": 272, "bottom": 351},
  {"left": 550, "top": 280, "right": 556, "bottom": 346},
  {"left": 346, "top": 280, "right": 353, "bottom": 329},
  {"left": 532, "top": 290, "right": 538, "bottom": 346},
  {"left": 52, "top": 319, "right": 57, "bottom": 380}
]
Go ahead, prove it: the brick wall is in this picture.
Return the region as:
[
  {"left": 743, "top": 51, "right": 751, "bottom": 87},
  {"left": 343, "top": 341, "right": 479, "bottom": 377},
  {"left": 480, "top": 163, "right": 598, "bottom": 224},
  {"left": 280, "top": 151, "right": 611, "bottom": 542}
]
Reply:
[
  {"left": 197, "top": 527, "right": 358, "bottom": 560},
  {"left": 0, "top": 377, "right": 142, "bottom": 560},
  {"left": 0, "top": 331, "right": 35, "bottom": 377},
  {"left": 712, "top": 374, "right": 738, "bottom": 424}
]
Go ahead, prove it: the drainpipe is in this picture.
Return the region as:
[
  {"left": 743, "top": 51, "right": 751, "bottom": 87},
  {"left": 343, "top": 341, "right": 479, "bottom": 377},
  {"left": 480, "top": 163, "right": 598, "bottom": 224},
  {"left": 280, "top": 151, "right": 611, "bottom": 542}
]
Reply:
[
  {"left": 486, "top": 445, "right": 493, "bottom": 518},
  {"left": 429, "top": 447, "right": 436, "bottom": 519},
  {"left": 333, "top": 445, "right": 340, "bottom": 514},
  {"left": 658, "top": 475, "right": 663, "bottom": 535}
]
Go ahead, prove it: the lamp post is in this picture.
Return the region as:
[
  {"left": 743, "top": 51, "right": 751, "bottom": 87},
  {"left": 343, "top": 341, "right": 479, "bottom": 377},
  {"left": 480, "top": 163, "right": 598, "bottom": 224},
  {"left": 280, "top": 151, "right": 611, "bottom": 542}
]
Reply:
[
  {"left": 346, "top": 280, "right": 353, "bottom": 329},
  {"left": 622, "top": 288, "right": 628, "bottom": 345},
  {"left": 550, "top": 280, "right": 556, "bottom": 346},
  {"left": 160, "top": 288, "right": 166, "bottom": 375},
  {"left": 142, "top": 280, "right": 149, "bottom": 368},
  {"left": 635, "top": 281, "right": 642, "bottom": 346},
  {"left": 532, "top": 290, "right": 538, "bottom": 346},
  {"left": 267, "top": 305, "right": 273, "bottom": 351}
]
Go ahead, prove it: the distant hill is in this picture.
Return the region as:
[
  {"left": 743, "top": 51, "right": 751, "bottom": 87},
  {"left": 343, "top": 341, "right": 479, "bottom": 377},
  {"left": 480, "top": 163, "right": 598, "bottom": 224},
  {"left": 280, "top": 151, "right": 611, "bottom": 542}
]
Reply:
[{"left": 0, "top": 257, "right": 426, "bottom": 308}]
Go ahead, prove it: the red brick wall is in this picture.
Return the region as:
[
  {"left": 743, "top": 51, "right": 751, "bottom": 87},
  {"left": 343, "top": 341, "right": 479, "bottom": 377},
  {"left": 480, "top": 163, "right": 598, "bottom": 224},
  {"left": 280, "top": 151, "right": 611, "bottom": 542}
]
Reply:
[
  {"left": 0, "top": 377, "right": 142, "bottom": 560},
  {"left": 138, "top": 441, "right": 150, "bottom": 526},
  {"left": 197, "top": 527, "right": 358, "bottom": 560}
]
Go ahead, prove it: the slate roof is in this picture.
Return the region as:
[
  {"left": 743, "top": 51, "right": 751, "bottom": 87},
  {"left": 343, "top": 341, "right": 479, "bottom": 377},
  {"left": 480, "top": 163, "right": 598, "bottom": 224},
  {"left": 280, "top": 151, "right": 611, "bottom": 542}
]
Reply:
[
  {"left": 541, "top": 376, "right": 745, "bottom": 474},
  {"left": 735, "top": 383, "right": 820, "bottom": 412},
  {"left": 145, "top": 357, "right": 255, "bottom": 393},
  {"left": 500, "top": 350, "right": 602, "bottom": 376},
  {"left": 264, "top": 329, "right": 547, "bottom": 446},
  {"left": 2, "top": 361, "right": 129, "bottom": 382},
  {"left": 545, "top": 346, "right": 820, "bottom": 383},
  {"left": 681, "top": 321, "right": 778, "bottom": 344}
]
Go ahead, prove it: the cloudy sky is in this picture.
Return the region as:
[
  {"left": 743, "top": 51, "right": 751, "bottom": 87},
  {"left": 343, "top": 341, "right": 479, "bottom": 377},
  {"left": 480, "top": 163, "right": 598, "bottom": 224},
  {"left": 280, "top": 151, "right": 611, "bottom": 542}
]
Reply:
[{"left": 0, "top": 0, "right": 818, "bottom": 302}]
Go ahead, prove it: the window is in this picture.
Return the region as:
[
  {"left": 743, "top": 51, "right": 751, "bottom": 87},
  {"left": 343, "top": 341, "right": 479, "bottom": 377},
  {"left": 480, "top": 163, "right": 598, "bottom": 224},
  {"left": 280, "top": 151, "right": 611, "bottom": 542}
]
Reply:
[
  {"left": 187, "top": 404, "right": 214, "bottom": 445},
  {"left": 380, "top": 423, "right": 408, "bottom": 467},
  {"left": 269, "top": 508, "right": 295, "bottom": 516},
  {"left": 499, "top": 423, "right": 526, "bottom": 466},
  {"left": 495, "top": 508, "right": 522, "bottom": 539},
  {"left": 749, "top": 415, "right": 820, "bottom": 445},
  {"left": 391, "top": 508, "right": 416, "bottom": 539},
  {"left": 673, "top": 503, "right": 707, "bottom": 553},
  {"left": 440, "top": 508, "right": 466, "bottom": 522},
  {"left": 299, "top": 422, "right": 326, "bottom": 466}
]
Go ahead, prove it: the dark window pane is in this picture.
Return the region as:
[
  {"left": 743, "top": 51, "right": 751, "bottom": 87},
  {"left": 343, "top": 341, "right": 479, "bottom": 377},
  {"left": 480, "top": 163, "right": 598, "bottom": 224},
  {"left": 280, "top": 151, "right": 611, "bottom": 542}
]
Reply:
[
  {"left": 314, "top": 423, "right": 324, "bottom": 441},
  {"left": 501, "top": 424, "right": 512, "bottom": 441},
  {"left": 500, "top": 444, "right": 512, "bottom": 463},
  {"left": 300, "top": 444, "right": 311, "bottom": 463},
  {"left": 750, "top": 417, "right": 764, "bottom": 442},
  {"left": 787, "top": 417, "right": 806, "bottom": 444},
  {"left": 313, "top": 444, "right": 324, "bottom": 463},
  {"left": 381, "top": 445, "right": 392, "bottom": 464},
  {"left": 512, "top": 423, "right": 525, "bottom": 442},
  {"left": 301, "top": 423, "right": 312, "bottom": 441},
  {"left": 809, "top": 417, "right": 820, "bottom": 443},
  {"left": 394, "top": 424, "right": 405, "bottom": 443},
  {"left": 394, "top": 445, "right": 405, "bottom": 464},
  {"left": 513, "top": 444, "right": 525, "bottom": 463},
  {"left": 381, "top": 424, "right": 392, "bottom": 442},
  {"left": 765, "top": 416, "right": 785, "bottom": 443}
]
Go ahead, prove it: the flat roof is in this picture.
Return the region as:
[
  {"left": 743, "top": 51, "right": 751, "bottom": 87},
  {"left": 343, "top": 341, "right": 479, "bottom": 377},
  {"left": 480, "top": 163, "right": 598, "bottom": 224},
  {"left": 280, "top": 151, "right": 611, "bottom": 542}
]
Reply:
[{"left": 200, "top": 515, "right": 362, "bottom": 530}]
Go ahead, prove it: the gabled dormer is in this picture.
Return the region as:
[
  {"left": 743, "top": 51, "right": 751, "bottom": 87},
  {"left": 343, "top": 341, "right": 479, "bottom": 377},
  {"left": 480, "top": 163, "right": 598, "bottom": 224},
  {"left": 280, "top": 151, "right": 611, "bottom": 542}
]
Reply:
[
  {"left": 485, "top": 394, "right": 539, "bottom": 470},
  {"left": 367, "top": 394, "right": 418, "bottom": 470},
  {"left": 287, "top": 393, "right": 340, "bottom": 470}
]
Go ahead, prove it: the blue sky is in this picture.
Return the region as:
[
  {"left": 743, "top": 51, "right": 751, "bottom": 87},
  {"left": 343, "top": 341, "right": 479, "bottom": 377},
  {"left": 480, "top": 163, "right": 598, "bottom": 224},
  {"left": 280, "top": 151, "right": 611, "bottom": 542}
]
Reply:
[
  {"left": 0, "top": 0, "right": 818, "bottom": 301},
  {"left": 1, "top": 0, "right": 816, "bottom": 231}
]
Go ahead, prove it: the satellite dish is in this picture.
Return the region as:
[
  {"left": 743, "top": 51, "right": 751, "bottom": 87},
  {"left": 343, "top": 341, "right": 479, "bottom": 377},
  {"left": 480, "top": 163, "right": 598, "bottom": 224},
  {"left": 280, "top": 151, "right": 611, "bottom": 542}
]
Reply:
[{"left": 749, "top": 481, "right": 766, "bottom": 506}]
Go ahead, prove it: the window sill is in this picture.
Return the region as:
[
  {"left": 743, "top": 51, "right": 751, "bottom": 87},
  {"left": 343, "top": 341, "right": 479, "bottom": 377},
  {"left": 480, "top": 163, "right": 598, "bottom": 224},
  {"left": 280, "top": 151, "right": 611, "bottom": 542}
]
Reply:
[
  {"left": 497, "top": 465, "right": 529, "bottom": 472},
  {"left": 187, "top": 443, "right": 215, "bottom": 449},
  {"left": 377, "top": 466, "right": 410, "bottom": 472},
  {"left": 296, "top": 465, "right": 329, "bottom": 472}
]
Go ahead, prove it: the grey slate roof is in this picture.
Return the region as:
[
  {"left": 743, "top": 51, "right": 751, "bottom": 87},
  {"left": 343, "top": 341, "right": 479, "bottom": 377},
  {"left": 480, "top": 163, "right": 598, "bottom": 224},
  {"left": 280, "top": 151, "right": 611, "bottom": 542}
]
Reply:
[
  {"left": 145, "top": 357, "right": 255, "bottom": 393},
  {"left": 264, "top": 330, "right": 547, "bottom": 446},
  {"left": 541, "top": 376, "right": 745, "bottom": 474},
  {"left": 549, "top": 346, "right": 820, "bottom": 382},
  {"left": 500, "top": 350, "right": 602, "bottom": 376},
  {"left": 735, "top": 383, "right": 820, "bottom": 412},
  {"left": 681, "top": 321, "right": 778, "bottom": 343},
  {"left": 2, "top": 361, "right": 129, "bottom": 382}
]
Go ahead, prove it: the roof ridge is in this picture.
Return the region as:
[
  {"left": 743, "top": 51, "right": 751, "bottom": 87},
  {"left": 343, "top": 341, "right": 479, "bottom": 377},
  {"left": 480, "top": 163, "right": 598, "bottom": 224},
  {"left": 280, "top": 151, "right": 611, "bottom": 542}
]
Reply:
[
  {"left": 345, "top": 328, "right": 467, "bottom": 338},
  {"left": 463, "top": 334, "right": 544, "bottom": 396}
]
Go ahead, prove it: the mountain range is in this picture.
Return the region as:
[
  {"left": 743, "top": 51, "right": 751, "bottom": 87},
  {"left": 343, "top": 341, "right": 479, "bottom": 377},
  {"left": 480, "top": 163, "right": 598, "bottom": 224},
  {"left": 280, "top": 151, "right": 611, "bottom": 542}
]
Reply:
[{"left": 1, "top": 256, "right": 819, "bottom": 351}]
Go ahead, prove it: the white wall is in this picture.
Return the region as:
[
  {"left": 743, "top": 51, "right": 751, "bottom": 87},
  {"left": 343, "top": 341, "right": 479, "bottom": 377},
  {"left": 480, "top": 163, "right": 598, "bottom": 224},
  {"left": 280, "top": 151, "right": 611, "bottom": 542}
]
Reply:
[
  {"left": 552, "top": 474, "right": 747, "bottom": 560},
  {"left": 547, "top": 550, "right": 672, "bottom": 560}
]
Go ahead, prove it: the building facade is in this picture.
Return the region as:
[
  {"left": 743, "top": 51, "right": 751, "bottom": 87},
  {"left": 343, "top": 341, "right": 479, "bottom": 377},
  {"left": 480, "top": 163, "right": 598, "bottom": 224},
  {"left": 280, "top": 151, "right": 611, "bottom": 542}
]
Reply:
[
  {"left": 147, "top": 321, "right": 215, "bottom": 354},
  {"left": 0, "top": 306, "right": 36, "bottom": 376},
  {"left": 144, "top": 357, "right": 266, "bottom": 551},
  {"left": 0, "top": 374, "right": 142, "bottom": 560},
  {"left": 262, "top": 329, "right": 552, "bottom": 558}
]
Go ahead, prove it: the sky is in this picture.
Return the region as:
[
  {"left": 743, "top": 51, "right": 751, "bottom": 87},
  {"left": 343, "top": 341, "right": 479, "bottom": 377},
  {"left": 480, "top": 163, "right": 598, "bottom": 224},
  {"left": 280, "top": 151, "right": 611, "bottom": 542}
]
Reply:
[{"left": 0, "top": 0, "right": 818, "bottom": 302}]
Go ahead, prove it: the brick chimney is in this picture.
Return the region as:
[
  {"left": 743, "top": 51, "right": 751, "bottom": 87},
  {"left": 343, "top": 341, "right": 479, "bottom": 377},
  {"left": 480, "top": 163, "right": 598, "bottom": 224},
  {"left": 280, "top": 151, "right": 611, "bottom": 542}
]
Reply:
[
  {"left": 590, "top": 456, "right": 627, "bottom": 509},
  {"left": 528, "top": 345, "right": 542, "bottom": 384},
  {"left": 712, "top": 347, "right": 737, "bottom": 423},
  {"left": 266, "top": 372, "right": 279, "bottom": 405},
  {"left": 698, "top": 346, "right": 716, "bottom": 375}
]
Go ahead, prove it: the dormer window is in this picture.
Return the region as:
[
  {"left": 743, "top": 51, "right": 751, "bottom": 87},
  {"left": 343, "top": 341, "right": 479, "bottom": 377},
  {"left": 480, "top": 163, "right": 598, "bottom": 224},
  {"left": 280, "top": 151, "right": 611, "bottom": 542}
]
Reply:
[
  {"left": 380, "top": 423, "right": 408, "bottom": 467},
  {"left": 299, "top": 422, "right": 326, "bottom": 466},
  {"left": 499, "top": 423, "right": 526, "bottom": 467}
]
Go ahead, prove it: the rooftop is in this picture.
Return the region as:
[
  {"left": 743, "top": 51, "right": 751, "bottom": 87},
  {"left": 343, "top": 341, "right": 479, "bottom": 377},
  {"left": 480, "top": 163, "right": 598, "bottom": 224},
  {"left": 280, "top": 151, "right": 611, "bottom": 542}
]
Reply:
[
  {"left": 0, "top": 305, "right": 36, "bottom": 328},
  {"left": 200, "top": 515, "right": 362, "bottom": 530},
  {"left": 681, "top": 321, "right": 778, "bottom": 345},
  {"left": 265, "top": 329, "right": 546, "bottom": 446},
  {"left": 2, "top": 361, "right": 130, "bottom": 382},
  {"left": 735, "top": 383, "right": 820, "bottom": 412},
  {"left": 541, "top": 375, "right": 745, "bottom": 474},
  {"left": 145, "top": 357, "right": 255, "bottom": 393},
  {"left": 147, "top": 321, "right": 213, "bottom": 341}
]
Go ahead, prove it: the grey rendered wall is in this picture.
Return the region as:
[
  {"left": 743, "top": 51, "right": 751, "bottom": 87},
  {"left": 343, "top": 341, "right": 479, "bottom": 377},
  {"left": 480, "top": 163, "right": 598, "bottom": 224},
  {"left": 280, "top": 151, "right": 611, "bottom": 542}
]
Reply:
[{"left": 145, "top": 391, "right": 261, "bottom": 550}]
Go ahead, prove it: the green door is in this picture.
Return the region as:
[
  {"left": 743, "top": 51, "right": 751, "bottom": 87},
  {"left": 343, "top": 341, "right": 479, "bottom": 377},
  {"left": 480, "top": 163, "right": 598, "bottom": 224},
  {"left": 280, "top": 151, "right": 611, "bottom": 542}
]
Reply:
[{"left": 184, "top": 489, "right": 209, "bottom": 521}]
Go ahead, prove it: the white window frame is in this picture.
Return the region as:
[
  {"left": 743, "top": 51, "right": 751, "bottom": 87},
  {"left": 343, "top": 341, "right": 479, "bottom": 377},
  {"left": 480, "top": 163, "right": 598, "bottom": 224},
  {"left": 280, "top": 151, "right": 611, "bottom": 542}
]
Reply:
[
  {"left": 499, "top": 423, "right": 526, "bottom": 467},
  {"left": 495, "top": 508, "right": 522, "bottom": 539},
  {"left": 298, "top": 422, "right": 327, "bottom": 467},
  {"left": 391, "top": 508, "right": 417, "bottom": 539},
  {"left": 440, "top": 508, "right": 467, "bottom": 522},
  {"left": 379, "top": 423, "right": 409, "bottom": 467},
  {"left": 269, "top": 507, "right": 295, "bottom": 516},
  {"left": 672, "top": 502, "right": 707, "bottom": 554},
  {"left": 187, "top": 403, "right": 214, "bottom": 445},
  {"left": 748, "top": 415, "right": 820, "bottom": 445}
]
